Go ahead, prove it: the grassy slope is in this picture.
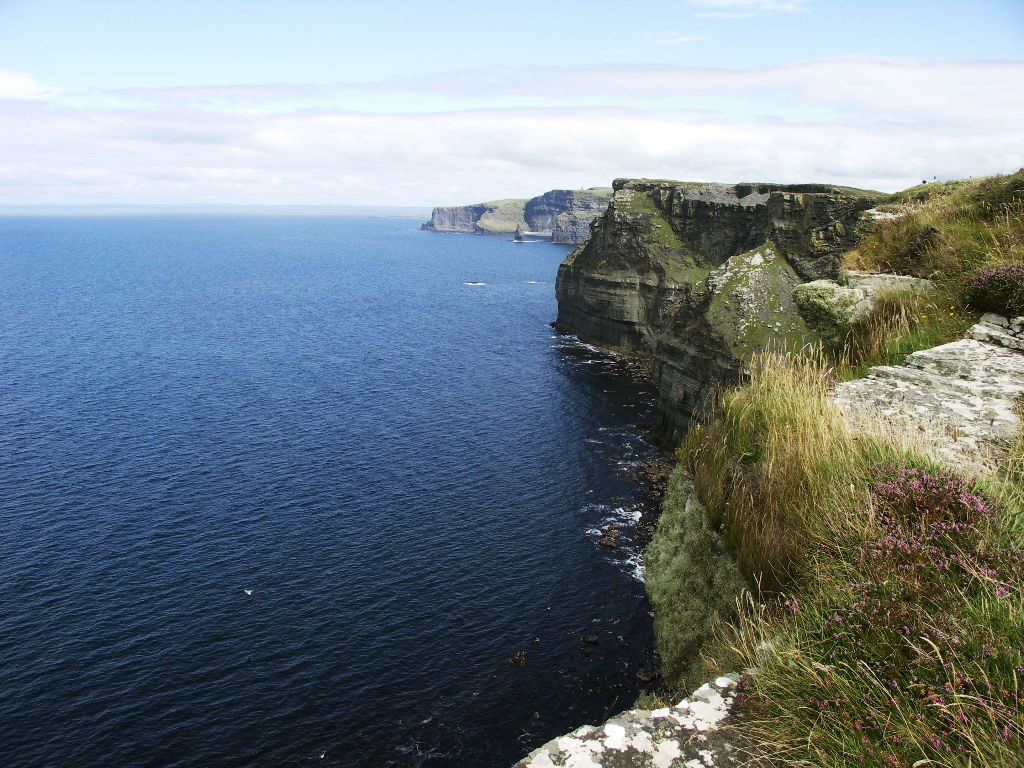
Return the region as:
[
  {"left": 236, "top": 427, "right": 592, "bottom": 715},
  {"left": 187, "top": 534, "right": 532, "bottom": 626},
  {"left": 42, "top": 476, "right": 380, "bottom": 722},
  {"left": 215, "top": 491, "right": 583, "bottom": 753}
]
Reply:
[
  {"left": 648, "top": 171, "right": 1024, "bottom": 766},
  {"left": 476, "top": 198, "right": 527, "bottom": 233},
  {"left": 838, "top": 169, "right": 1024, "bottom": 375}
]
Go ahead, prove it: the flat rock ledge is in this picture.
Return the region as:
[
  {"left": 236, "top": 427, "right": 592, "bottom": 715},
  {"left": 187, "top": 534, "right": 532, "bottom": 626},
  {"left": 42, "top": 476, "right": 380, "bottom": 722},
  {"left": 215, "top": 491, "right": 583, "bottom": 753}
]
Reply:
[
  {"left": 833, "top": 313, "right": 1024, "bottom": 475},
  {"left": 514, "top": 675, "right": 744, "bottom": 768}
]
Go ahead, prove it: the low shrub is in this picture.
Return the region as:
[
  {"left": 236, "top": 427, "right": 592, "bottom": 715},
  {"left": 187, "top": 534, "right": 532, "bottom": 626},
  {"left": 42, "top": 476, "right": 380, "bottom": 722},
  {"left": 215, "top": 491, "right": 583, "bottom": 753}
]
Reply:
[
  {"left": 681, "top": 348, "right": 912, "bottom": 594},
  {"left": 724, "top": 466, "right": 1024, "bottom": 767},
  {"left": 836, "top": 170, "right": 1023, "bottom": 372},
  {"left": 847, "top": 169, "right": 1024, "bottom": 291},
  {"left": 677, "top": 348, "right": 1024, "bottom": 766},
  {"left": 966, "top": 262, "right": 1024, "bottom": 317}
]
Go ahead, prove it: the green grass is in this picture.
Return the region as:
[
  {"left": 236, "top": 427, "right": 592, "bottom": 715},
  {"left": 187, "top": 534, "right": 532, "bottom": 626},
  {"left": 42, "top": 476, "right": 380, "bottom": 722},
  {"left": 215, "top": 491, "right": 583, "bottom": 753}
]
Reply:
[
  {"left": 836, "top": 288, "right": 974, "bottom": 379},
  {"left": 675, "top": 351, "right": 1024, "bottom": 767},
  {"left": 848, "top": 169, "right": 1024, "bottom": 286},
  {"left": 475, "top": 198, "right": 527, "bottom": 233},
  {"left": 642, "top": 170, "right": 1024, "bottom": 765},
  {"left": 681, "top": 347, "right": 923, "bottom": 593},
  {"left": 833, "top": 169, "right": 1024, "bottom": 374}
]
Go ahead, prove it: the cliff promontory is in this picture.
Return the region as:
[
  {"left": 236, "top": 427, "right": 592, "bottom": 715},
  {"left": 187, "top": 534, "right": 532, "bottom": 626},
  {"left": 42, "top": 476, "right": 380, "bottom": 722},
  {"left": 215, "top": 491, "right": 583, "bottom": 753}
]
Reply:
[
  {"left": 555, "top": 178, "right": 879, "bottom": 439},
  {"left": 422, "top": 188, "right": 613, "bottom": 244}
]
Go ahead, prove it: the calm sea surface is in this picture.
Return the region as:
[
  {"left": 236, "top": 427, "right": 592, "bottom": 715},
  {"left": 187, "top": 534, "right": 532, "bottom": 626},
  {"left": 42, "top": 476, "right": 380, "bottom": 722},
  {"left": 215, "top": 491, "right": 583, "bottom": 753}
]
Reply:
[{"left": 0, "top": 216, "right": 658, "bottom": 767}]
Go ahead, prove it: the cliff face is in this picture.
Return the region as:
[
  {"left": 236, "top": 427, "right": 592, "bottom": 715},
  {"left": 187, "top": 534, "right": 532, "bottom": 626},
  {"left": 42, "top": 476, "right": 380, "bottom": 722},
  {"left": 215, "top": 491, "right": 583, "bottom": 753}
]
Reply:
[
  {"left": 421, "top": 199, "right": 527, "bottom": 234},
  {"left": 524, "top": 189, "right": 573, "bottom": 233},
  {"left": 422, "top": 188, "right": 612, "bottom": 244},
  {"left": 527, "top": 188, "right": 614, "bottom": 244},
  {"left": 555, "top": 179, "right": 879, "bottom": 439},
  {"left": 420, "top": 203, "right": 493, "bottom": 233}
]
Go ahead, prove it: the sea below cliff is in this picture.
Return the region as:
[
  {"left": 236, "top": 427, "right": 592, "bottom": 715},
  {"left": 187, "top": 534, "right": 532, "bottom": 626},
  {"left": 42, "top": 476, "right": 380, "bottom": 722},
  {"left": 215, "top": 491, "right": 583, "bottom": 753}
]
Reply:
[{"left": 0, "top": 215, "right": 661, "bottom": 767}]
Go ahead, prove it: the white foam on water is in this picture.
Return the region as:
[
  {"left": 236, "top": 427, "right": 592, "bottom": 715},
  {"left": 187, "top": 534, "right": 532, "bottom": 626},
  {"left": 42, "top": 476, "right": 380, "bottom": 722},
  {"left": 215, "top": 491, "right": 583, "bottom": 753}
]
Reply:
[
  {"left": 582, "top": 503, "right": 647, "bottom": 581},
  {"left": 553, "top": 334, "right": 620, "bottom": 358},
  {"left": 624, "top": 550, "right": 645, "bottom": 582}
]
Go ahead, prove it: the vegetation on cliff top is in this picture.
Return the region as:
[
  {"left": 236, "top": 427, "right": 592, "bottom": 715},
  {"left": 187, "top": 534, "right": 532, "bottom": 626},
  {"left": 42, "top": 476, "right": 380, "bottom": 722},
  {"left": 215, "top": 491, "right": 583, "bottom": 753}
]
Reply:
[
  {"left": 683, "top": 351, "right": 1023, "bottom": 767},
  {"left": 474, "top": 198, "right": 528, "bottom": 233},
  {"left": 837, "top": 169, "right": 1024, "bottom": 375},
  {"left": 648, "top": 170, "right": 1024, "bottom": 766}
]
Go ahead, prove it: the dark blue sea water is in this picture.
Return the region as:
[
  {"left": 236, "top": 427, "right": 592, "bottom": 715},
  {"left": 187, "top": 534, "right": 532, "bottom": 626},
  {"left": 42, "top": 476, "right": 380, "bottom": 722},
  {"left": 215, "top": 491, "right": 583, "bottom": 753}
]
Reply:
[{"left": 0, "top": 216, "right": 659, "bottom": 768}]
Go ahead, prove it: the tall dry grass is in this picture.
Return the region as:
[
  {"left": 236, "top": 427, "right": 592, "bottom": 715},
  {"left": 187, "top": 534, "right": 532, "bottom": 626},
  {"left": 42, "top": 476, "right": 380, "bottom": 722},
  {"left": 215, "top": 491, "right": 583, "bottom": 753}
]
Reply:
[
  {"left": 681, "top": 347, "right": 917, "bottom": 591},
  {"left": 680, "top": 352, "right": 1024, "bottom": 767}
]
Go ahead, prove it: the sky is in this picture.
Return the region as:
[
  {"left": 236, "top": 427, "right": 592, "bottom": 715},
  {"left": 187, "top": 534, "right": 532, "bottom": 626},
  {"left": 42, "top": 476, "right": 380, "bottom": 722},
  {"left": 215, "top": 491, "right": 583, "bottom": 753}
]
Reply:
[{"left": 1, "top": 0, "right": 1022, "bottom": 207}]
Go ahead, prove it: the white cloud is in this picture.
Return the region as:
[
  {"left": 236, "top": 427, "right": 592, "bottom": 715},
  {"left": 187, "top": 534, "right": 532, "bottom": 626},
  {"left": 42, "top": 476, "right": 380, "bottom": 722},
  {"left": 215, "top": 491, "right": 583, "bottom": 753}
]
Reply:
[
  {"left": 689, "top": 0, "right": 811, "bottom": 18},
  {"left": 0, "top": 70, "right": 54, "bottom": 100},
  {"left": 364, "top": 58, "right": 1024, "bottom": 127},
  {"left": 0, "top": 58, "right": 1021, "bottom": 206},
  {"left": 80, "top": 58, "right": 1024, "bottom": 129}
]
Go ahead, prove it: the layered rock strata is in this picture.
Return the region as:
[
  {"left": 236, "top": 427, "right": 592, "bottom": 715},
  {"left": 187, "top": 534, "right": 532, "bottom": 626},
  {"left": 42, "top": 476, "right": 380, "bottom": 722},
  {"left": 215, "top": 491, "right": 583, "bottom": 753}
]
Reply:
[
  {"left": 555, "top": 179, "right": 879, "bottom": 439},
  {"left": 549, "top": 189, "right": 616, "bottom": 244},
  {"left": 422, "top": 188, "right": 613, "bottom": 244}
]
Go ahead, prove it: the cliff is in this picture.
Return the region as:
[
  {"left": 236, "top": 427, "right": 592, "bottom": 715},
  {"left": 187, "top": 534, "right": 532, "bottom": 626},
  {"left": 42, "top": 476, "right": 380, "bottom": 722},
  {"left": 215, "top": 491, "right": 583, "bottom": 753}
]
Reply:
[
  {"left": 555, "top": 178, "right": 879, "bottom": 439},
  {"left": 529, "top": 188, "right": 615, "bottom": 244},
  {"left": 515, "top": 312, "right": 1024, "bottom": 768},
  {"left": 520, "top": 172, "right": 1024, "bottom": 767},
  {"left": 422, "top": 188, "right": 613, "bottom": 244},
  {"left": 422, "top": 199, "right": 528, "bottom": 235}
]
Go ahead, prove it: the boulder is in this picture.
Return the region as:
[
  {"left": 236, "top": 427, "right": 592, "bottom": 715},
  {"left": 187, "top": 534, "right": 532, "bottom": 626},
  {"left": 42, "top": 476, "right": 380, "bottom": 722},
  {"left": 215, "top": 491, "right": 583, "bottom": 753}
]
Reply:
[{"left": 513, "top": 675, "right": 747, "bottom": 768}]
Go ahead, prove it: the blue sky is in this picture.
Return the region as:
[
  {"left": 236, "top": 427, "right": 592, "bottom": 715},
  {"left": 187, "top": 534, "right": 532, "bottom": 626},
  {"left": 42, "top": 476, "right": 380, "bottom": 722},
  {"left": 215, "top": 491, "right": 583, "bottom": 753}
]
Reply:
[{"left": 1, "top": 0, "right": 1022, "bottom": 205}]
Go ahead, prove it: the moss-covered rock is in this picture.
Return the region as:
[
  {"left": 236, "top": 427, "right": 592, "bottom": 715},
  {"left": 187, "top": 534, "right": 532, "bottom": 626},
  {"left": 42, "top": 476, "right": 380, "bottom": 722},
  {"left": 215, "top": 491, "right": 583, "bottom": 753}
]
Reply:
[
  {"left": 793, "top": 272, "right": 934, "bottom": 349},
  {"left": 645, "top": 468, "right": 746, "bottom": 686},
  {"left": 792, "top": 279, "right": 871, "bottom": 348}
]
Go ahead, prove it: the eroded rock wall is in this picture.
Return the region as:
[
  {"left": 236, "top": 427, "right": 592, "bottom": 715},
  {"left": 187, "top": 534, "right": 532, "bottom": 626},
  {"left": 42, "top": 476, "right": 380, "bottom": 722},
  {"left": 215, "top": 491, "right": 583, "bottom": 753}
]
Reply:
[
  {"left": 555, "top": 178, "right": 879, "bottom": 438},
  {"left": 551, "top": 188, "right": 615, "bottom": 244}
]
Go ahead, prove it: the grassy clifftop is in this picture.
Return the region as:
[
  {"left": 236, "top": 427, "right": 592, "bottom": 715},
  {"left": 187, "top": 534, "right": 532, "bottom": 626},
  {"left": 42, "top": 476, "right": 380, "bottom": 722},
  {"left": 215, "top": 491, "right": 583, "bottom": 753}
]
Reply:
[
  {"left": 646, "top": 170, "right": 1024, "bottom": 766},
  {"left": 474, "top": 198, "right": 527, "bottom": 233}
]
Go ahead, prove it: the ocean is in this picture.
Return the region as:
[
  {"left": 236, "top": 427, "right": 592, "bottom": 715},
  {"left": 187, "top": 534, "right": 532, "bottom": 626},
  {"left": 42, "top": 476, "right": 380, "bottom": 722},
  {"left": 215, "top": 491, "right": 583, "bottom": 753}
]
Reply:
[{"left": 0, "top": 215, "right": 658, "bottom": 767}]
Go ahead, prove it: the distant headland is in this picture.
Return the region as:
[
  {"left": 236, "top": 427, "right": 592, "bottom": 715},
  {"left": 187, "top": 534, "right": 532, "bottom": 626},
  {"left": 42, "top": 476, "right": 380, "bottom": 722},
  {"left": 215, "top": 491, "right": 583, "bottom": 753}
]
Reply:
[{"left": 421, "top": 188, "right": 613, "bottom": 244}]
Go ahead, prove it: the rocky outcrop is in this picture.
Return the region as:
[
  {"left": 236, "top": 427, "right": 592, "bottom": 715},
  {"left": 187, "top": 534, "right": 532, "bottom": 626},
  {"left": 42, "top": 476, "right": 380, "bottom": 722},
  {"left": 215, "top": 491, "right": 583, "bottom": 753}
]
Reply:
[
  {"left": 514, "top": 675, "right": 746, "bottom": 768},
  {"left": 793, "top": 271, "right": 933, "bottom": 348},
  {"left": 421, "top": 203, "right": 492, "bottom": 234},
  {"left": 834, "top": 313, "right": 1024, "bottom": 475},
  {"left": 526, "top": 190, "right": 576, "bottom": 234},
  {"left": 555, "top": 179, "right": 879, "bottom": 439},
  {"left": 423, "top": 188, "right": 613, "bottom": 244}
]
